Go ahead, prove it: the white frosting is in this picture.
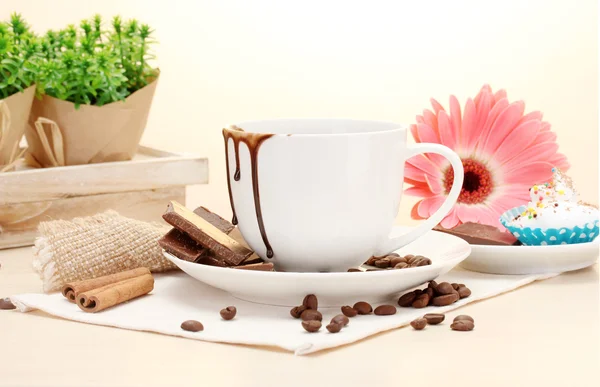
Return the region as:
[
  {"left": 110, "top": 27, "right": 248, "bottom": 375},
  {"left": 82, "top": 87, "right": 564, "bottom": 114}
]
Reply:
[{"left": 509, "top": 168, "right": 598, "bottom": 229}]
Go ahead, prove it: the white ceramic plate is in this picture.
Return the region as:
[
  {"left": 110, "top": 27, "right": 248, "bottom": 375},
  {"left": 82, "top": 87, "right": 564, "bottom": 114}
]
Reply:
[
  {"left": 460, "top": 240, "right": 599, "bottom": 275},
  {"left": 162, "top": 226, "right": 471, "bottom": 307}
]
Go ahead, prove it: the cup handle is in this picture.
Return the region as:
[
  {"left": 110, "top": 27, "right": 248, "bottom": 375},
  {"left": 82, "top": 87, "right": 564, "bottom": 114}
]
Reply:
[{"left": 375, "top": 143, "right": 464, "bottom": 255}]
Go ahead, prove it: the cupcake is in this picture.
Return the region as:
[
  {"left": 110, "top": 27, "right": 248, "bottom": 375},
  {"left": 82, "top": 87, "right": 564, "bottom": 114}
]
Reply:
[{"left": 500, "top": 168, "right": 599, "bottom": 245}]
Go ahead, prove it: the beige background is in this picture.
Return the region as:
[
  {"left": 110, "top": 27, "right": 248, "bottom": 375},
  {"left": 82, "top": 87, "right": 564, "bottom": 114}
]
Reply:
[{"left": 2, "top": 0, "right": 598, "bottom": 222}]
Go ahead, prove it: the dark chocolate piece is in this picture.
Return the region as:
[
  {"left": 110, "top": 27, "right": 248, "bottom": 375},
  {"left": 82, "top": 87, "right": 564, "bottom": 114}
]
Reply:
[
  {"left": 193, "top": 207, "right": 235, "bottom": 235},
  {"left": 232, "top": 262, "right": 274, "bottom": 271},
  {"left": 159, "top": 229, "right": 207, "bottom": 262},
  {"left": 162, "top": 201, "right": 253, "bottom": 265},
  {"left": 434, "top": 222, "right": 519, "bottom": 246}
]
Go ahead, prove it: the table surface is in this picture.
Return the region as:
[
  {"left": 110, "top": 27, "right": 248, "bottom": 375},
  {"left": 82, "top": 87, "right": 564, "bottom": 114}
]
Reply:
[{"left": 1, "top": 246, "right": 599, "bottom": 387}]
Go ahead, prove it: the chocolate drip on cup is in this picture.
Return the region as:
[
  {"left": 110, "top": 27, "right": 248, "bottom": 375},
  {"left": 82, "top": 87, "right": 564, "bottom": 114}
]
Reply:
[{"left": 223, "top": 127, "right": 274, "bottom": 258}]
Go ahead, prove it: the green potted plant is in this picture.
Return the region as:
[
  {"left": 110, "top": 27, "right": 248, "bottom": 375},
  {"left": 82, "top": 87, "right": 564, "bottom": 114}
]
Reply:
[
  {"left": 0, "top": 13, "right": 37, "bottom": 171},
  {"left": 26, "top": 15, "right": 159, "bottom": 167}
]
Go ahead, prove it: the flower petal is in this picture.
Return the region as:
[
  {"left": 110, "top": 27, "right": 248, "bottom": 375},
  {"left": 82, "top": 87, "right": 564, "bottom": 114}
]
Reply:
[
  {"left": 430, "top": 98, "right": 445, "bottom": 114},
  {"left": 405, "top": 163, "right": 428, "bottom": 182},
  {"left": 548, "top": 153, "right": 570, "bottom": 171},
  {"left": 474, "top": 84, "right": 493, "bottom": 106},
  {"left": 437, "top": 110, "right": 456, "bottom": 150},
  {"left": 410, "top": 123, "right": 420, "bottom": 142},
  {"left": 417, "top": 123, "right": 439, "bottom": 143},
  {"left": 425, "top": 174, "right": 443, "bottom": 195},
  {"left": 418, "top": 196, "right": 445, "bottom": 218},
  {"left": 440, "top": 208, "right": 460, "bottom": 228},
  {"left": 461, "top": 98, "right": 478, "bottom": 152},
  {"left": 406, "top": 154, "right": 442, "bottom": 179},
  {"left": 405, "top": 186, "right": 435, "bottom": 197},
  {"left": 411, "top": 201, "right": 425, "bottom": 220},
  {"left": 492, "top": 120, "right": 541, "bottom": 165},
  {"left": 504, "top": 161, "right": 554, "bottom": 184},
  {"left": 493, "top": 89, "right": 507, "bottom": 102},
  {"left": 502, "top": 141, "right": 559, "bottom": 170},
  {"left": 540, "top": 121, "right": 551, "bottom": 131},
  {"left": 475, "top": 90, "right": 493, "bottom": 130},
  {"left": 473, "top": 97, "right": 509, "bottom": 154},
  {"left": 478, "top": 101, "right": 525, "bottom": 158},
  {"left": 422, "top": 109, "right": 438, "bottom": 132},
  {"left": 455, "top": 205, "right": 480, "bottom": 224},
  {"left": 536, "top": 130, "right": 557, "bottom": 143},
  {"left": 477, "top": 206, "right": 504, "bottom": 228},
  {"left": 449, "top": 95, "right": 462, "bottom": 142},
  {"left": 519, "top": 111, "right": 543, "bottom": 124}
]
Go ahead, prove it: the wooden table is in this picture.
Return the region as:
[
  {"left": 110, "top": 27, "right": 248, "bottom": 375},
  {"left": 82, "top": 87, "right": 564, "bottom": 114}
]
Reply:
[{"left": 1, "top": 246, "right": 598, "bottom": 387}]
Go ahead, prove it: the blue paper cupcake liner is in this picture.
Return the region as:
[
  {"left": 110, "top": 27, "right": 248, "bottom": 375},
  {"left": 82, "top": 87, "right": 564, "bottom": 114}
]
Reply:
[{"left": 500, "top": 205, "right": 599, "bottom": 246}]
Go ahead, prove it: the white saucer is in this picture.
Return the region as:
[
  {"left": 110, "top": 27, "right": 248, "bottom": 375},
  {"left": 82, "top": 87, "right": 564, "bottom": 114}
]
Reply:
[
  {"left": 162, "top": 226, "right": 471, "bottom": 307},
  {"left": 460, "top": 239, "right": 599, "bottom": 275}
]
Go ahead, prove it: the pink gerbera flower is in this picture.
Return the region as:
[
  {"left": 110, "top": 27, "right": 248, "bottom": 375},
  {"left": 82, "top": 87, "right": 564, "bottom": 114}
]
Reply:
[{"left": 405, "top": 85, "right": 570, "bottom": 229}]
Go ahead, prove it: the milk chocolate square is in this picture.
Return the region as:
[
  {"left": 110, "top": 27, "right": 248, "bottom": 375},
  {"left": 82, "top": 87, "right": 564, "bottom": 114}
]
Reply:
[{"left": 434, "top": 222, "right": 519, "bottom": 246}]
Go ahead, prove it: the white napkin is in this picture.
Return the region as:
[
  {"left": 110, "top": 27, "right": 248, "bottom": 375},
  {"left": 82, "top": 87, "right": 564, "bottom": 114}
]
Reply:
[{"left": 11, "top": 269, "right": 556, "bottom": 355}]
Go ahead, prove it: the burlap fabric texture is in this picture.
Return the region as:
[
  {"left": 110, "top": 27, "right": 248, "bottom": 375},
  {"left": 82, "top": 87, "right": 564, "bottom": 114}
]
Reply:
[{"left": 33, "top": 211, "right": 177, "bottom": 292}]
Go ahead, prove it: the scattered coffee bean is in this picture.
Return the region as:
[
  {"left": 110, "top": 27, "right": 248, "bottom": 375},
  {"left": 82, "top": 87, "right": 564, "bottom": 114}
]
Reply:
[
  {"left": 428, "top": 281, "right": 438, "bottom": 289},
  {"left": 390, "top": 256, "right": 406, "bottom": 266},
  {"left": 302, "top": 320, "right": 322, "bottom": 332},
  {"left": 432, "top": 293, "right": 459, "bottom": 306},
  {"left": 301, "top": 309, "right": 323, "bottom": 321},
  {"left": 181, "top": 320, "right": 204, "bottom": 332},
  {"left": 451, "top": 283, "right": 460, "bottom": 290},
  {"left": 0, "top": 297, "right": 16, "bottom": 310},
  {"left": 290, "top": 305, "right": 307, "bottom": 318},
  {"left": 404, "top": 254, "right": 416, "bottom": 263},
  {"left": 410, "top": 256, "right": 432, "bottom": 267},
  {"left": 394, "top": 262, "right": 408, "bottom": 269},
  {"left": 374, "top": 305, "right": 397, "bottom": 316},
  {"left": 331, "top": 314, "right": 350, "bottom": 326},
  {"left": 341, "top": 305, "right": 358, "bottom": 317},
  {"left": 412, "top": 293, "right": 430, "bottom": 308},
  {"left": 398, "top": 291, "right": 417, "bottom": 307},
  {"left": 366, "top": 256, "right": 379, "bottom": 265},
  {"left": 451, "top": 320, "right": 474, "bottom": 331},
  {"left": 375, "top": 258, "right": 391, "bottom": 268},
  {"left": 388, "top": 252, "right": 400, "bottom": 257},
  {"left": 457, "top": 286, "right": 472, "bottom": 299},
  {"left": 366, "top": 269, "right": 379, "bottom": 272},
  {"left": 453, "top": 315, "right": 474, "bottom": 323},
  {"left": 423, "top": 313, "right": 445, "bottom": 325},
  {"left": 436, "top": 282, "right": 455, "bottom": 296},
  {"left": 347, "top": 268, "right": 361, "bottom": 272},
  {"left": 220, "top": 306, "right": 237, "bottom": 320},
  {"left": 410, "top": 317, "right": 427, "bottom": 330},
  {"left": 424, "top": 287, "right": 434, "bottom": 301},
  {"left": 326, "top": 322, "right": 343, "bottom": 333},
  {"left": 303, "top": 294, "right": 318, "bottom": 310},
  {"left": 353, "top": 301, "right": 373, "bottom": 314}
]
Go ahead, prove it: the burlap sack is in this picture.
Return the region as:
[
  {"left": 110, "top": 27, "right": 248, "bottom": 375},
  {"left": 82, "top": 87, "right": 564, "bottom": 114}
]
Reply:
[
  {"left": 0, "top": 86, "right": 35, "bottom": 171},
  {"left": 32, "top": 210, "right": 177, "bottom": 292},
  {"left": 25, "top": 74, "right": 158, "bottom": 167}
]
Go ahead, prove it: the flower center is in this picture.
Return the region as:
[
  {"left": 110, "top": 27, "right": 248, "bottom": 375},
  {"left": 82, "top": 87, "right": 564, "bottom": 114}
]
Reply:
[{"left": 443, "top": 158, "right": 493, "bottom": 205}]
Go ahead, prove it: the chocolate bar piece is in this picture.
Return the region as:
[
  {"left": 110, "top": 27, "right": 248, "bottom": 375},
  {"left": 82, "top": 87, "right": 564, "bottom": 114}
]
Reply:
[
  {"left": 159, "top": 229, "right": 207, "bottom": 262},
  {"left": 434, "top": 222, "right": 519, "bottom": 246},
  {"left": 193, "top": 206, "right": 235, "bottom": 235},
  {"left": 163, "top": 201, "right": 253, "bottom": 265},
  {"left": 233, "top": 262, "right": 275, "bottom": 271}
]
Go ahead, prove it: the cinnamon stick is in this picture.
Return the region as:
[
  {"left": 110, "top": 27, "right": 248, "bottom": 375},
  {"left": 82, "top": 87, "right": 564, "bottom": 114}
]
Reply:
[
  {"left": 76, "top": 273, "right": 154, "bottom": 313},
  {"left": 61, "top": 267, "right": 150, "bottom": 303}
]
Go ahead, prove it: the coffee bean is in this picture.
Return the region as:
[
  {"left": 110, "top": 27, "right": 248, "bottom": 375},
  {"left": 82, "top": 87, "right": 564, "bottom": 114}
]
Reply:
[
  {"left": 432, "top": 293, "right": 459, "bottom": 306},
  {"left": 341, "top": 305, "right": 358, "bottom": 317},
  {"left": 410, "top": 317, "right": 427, "bottom": 330},
  {"left": 458, "top": 286, "right": 471, "bottom": 299},
  {"left": 366, "top": 269, "right": 379, "bottom": 272},
  {"left": 0, "top": 297, "right": 16, "bottom": 310},
  {"left": 303, "top": 294, "right": 318, "bottom": 310},
  {"left": 423, "top": 313, "right": 445, "bottom": 325},
  {"left": 331, "top": 314, "right": 349, "bottom": 326},
  {"left": 366, "top": 256, "right": 379, "bottom": 265},
  {"left": 302, "top": 320, "right": 322, "bottom": 332},
  {"left": 353, "top": 301, "right": 372, "bottom": 314},
  {"left": 394, "top": 262, "right": 408, "bottom": 269},
  {"left": 301, "top": 309, "right": 323, "bottom": 321},
  {"left": 398, "top": 291, "right": 417, "bottom": 307},
  {"left": 374, "top": 305, "right": 397, "bottom": 316},
  {"left": 451, "top": 320, "right": 474, "bottom": 331},
  {"left": 453, "top": 315, "right": 474, "bottom": 323},
  {"left": 424, "top": 287, "right": 434, "bottom": 300},
  {"left": 412, "top": 293, "right": 430, "bottom": 308},
  {"left": 347, "top": 268, "right": 361, "bottom": 272},
  {"left": 404, "top": 254, "right": 416, "bottom": 263},
  {"left": 436, "top": 282, "right": 455, "bottom": 295},
  {"left": 390, "top": 256, "right": 407, "bottom": 266},
  {"left": 181, "top": 320, "right": 204, "bottom": 332},
  {"left": 220, "top": 306, "right": 237, "bottom": 320},
  {"left": 428, "top": 281, "right": 438, "bottom": 289},
  {"left": 290, "top": 305, "right": 307, "bottom": 318},
  {"left": 451, "top": 283, "right": 460, "bottom": 290},
  {"left": 326, "top": 322, "right": 343, "bottom": 333},
  {"left": 387, "top": 252, "right": 401, "bottom": 257},
  {"left": 411, "top": 257, "right": 431, "bottom": 267},
  {"left": 375, "top": 258, "right": 391, "bottom": 268}
]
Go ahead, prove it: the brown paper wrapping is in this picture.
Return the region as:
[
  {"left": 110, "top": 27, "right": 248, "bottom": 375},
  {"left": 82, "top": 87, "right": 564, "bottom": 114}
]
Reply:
[
  {"left": 0, "top": 86, "right": 35, "bottom": 170},
  {"left": 25, "top": 74, "right": 159, "bottom": 167},
  {"left": 77, "top": 273, "right": 155, "bottom": 313},
  {"left": 62, "top": 267, "right": 151, "bottom": 303}
]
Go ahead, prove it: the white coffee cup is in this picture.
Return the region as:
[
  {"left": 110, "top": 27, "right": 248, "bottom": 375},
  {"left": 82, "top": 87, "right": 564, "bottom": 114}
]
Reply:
[{"left": 223, "top": 119, "right": 463, "bottom": 272}]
